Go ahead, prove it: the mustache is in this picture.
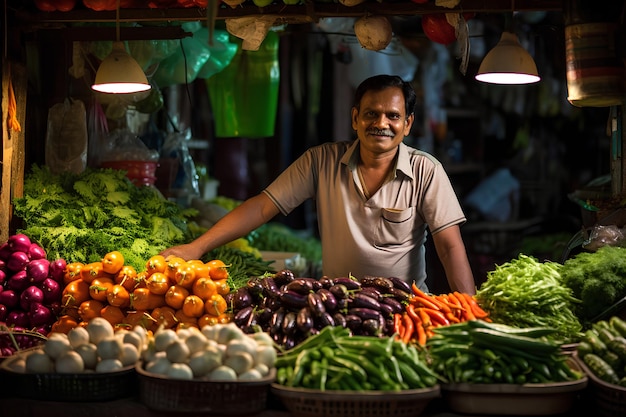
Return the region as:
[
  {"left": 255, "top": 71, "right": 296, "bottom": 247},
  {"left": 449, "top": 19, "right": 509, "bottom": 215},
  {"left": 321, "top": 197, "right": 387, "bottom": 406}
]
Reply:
[{"left": 367, "top": 129, "right": 394, "bottom": 136}]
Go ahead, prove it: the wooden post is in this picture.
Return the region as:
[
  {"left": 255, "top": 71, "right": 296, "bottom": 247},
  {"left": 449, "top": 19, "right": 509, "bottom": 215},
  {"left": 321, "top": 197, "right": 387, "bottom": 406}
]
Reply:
[{"left": 1, "top": 61, "right": 27, "bottom": 242}]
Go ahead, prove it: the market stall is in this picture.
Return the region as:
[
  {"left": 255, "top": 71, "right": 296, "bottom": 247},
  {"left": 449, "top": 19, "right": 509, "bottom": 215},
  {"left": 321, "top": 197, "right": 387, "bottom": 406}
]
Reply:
[{"left": 2, "top": 1, "right": 626, "bottom": 417}]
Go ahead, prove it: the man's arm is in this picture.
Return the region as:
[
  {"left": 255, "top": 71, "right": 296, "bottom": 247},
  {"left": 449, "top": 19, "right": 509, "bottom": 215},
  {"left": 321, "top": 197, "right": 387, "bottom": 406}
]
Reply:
[
  {"left": 161, "top": 193, "right": 280, "bottom": 260},
  {"left": 432, "top": 225, "right": 476, "bottom": 294}
]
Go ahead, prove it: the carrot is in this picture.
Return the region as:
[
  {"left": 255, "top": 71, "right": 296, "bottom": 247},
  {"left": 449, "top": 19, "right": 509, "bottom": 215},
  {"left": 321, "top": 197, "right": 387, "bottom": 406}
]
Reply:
[
  {"left": 393, "top": 313, "right": 404, "bottom": 340},
  {"left": 411, "top": 294, "right": 440, "bottom": 311},
  {"left": 463, "top": 293, "right": 490, "bottom": 319},
  {"left": 402, "top": 313, "right": 414, "bottom": 343},
  {"left": 453, "top": 291, "right": 476, "bottom": 321},
  {"left": 430, "top": 294, "right": 452, "bottom": 314},
  {"left": 421, "top": 307, "right": 450, "bottom": 326},
  {"left": 417, "top": 307, "right": 432, "bottom": 328}
]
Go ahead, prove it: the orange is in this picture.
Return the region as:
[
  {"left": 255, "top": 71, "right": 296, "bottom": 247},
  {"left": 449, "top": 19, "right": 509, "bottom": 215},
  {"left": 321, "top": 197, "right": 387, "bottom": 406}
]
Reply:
[
  {"left": 151, "top": 306, "right": 178, "bottom": 329},
  {"left": 145, "top": 272, "right": 171, "bottom": 295},
  {"left": 214, "top": 279, "right": 230, "bottom": 296},
  {"left": 207, "top": 259, "right": 229, "bottom": 281},
  {"left": 145, "top": 254, "right": 167, "bottom": 275},
  {"left": 205, "top": 293, "right": 227, "bottom": 316},
  {"left": 101, "top": 305, "right": 125, "bottom": 326},
  {"left": 78, "top": 299, "right": 104, "bottom": 321},
  {"left": 174, "top": 263, "right": 197, "bottom": 289}
]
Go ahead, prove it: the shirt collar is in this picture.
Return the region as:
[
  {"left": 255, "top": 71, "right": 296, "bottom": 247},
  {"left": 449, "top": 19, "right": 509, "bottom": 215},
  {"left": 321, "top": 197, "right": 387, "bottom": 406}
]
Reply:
[{"left": 341, "top": 139, "right": 414, "bottom": 181}]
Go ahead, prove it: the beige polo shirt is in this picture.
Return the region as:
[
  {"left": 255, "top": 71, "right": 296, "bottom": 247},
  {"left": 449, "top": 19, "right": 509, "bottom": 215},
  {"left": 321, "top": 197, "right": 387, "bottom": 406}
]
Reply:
[{"left": 263, "top": 139, "right": 465, "bottom": 290}]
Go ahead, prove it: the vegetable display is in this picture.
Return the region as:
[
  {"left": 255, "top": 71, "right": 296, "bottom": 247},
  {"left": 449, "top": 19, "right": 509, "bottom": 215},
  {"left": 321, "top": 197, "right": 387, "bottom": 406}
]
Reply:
[
  {"left": 229, "top": 272, "right": 411, "bottom": 349},
  {"left": 559, "top": 245, "right": 626, "bottom": 324},
  {"left": 275, "top": 325, "right": 440, "bottom": 391},
  {"left": 426, "top": 320, "right": 582, "bottom": 384},
  {"left": 576, "top": 315, "right": 626, "bottom": 387},
  {"left": 475, "top": 254, "right": 582, "bottom": 343},
  {"left": 0, "top": 233, "right": 67, "bottom": 336},
  {"left": 393, "top": 284, "right": 490, "bottom": 345},
  {"left": 141, "top": 322, "right": 275, "bottom": 381},
  {"left": 12, "top": 165, "right": 196, "bottom": 272}
]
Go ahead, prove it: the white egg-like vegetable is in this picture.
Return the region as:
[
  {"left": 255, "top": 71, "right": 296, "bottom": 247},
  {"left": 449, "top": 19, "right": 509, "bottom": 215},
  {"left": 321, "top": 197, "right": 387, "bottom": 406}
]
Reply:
[
  {"left": 185, "top": 332, "right": 209, "bottom": 354},
  {"left": 55, "top": 350, "right": 85, "bottom": 373},
  {"left": 97, "top": 337, "right": 123, "bottom": 360},
  {"left": 120, "top": 342, "right": 140, "bottom": 367},
  {"left": 207, "top": 365, "right": 237, "bottom": 381},
  {"left": 255, "top": 345, "right": 277, "bottom": 368},
  {"left": 165, "top": 339, "right": 190, "bottom": 363},
  {"left": 25, "top": 350, "right": 54, "bottom": 373},
  {"left": 43, "top": 336, "right": 72, "bottom": 360},
  {"left": 96, "top": 358, "right": 124, "bottom": 373},
  {"left": 188, "top": 348, "right": 222, "bottom": 378},
  {"left": 154, "top": 328, "right": 178, "bottom": 352},
  {"left": 224, "top": 351, "right": 254, "bottom": 375},
  {"left": 166, "top": 362, "right": 194, "bottom": 380},
  {"left": 75, "top": 343, "right": 99, "bottom": 369},
  {"left": 238, "top": 368, "right": 263, "bottom": 381},
  {"left": 67, "top": 326, "right": 90, "bottom": 348},
  {"left": 87, "top": 317, "right": 115, "bottom": 345},
  {"left": 145, "top": 356, "right": 171, "bottom": 376}
]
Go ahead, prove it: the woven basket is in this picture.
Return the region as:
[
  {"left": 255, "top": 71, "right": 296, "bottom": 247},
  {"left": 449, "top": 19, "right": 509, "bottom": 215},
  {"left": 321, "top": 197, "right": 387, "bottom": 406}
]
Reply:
[
  {"left": 136, "top": 363, "right": 275, "bottom": 414},
  {"left": 270, "top": 384, "right": 440, "bottom": 417},
  {"left": 0, "top": 328, "right": 47, "bottom": 360},
  {"left": 0, "top": 350, "right": 138, "bottom": 401},
  {"left": 574, "top": 352, "right": 626, "bottom": 417}
]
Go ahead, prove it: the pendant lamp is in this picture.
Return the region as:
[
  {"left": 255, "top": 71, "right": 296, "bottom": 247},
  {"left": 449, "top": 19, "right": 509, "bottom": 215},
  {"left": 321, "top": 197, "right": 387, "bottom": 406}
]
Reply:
[
  {"left": 91, "top": 2, "right": 151, "bottom": 94},
  {"left": 475, "top": 13, "right": 540, "bottom": 85}
]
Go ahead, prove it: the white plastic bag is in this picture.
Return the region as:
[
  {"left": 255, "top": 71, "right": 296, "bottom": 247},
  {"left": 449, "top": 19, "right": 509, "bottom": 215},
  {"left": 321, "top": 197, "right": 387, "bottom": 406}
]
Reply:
[{"left": 45, "top": 98, "right": 88, "bottom": 175}]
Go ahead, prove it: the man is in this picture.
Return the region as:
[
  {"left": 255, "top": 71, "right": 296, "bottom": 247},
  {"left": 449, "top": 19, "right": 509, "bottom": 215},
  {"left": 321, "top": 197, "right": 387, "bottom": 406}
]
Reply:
[{"left": 162, "top": 75, "right": 475, "bottom": 294}]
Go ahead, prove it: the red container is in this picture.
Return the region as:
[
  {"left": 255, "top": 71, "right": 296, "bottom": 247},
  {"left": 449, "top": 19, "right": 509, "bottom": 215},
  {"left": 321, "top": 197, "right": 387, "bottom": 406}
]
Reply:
[{"left": 101, "top": 160, "right": 158, "bottom": 186}]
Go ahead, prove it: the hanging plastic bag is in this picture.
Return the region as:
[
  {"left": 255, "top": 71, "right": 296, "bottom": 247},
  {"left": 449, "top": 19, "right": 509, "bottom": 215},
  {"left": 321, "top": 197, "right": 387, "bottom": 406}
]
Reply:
[
  {"left": 159, "top": 129, "right": 200, "bottom": 199},
  {"left": 196, "top": 28, "right": 239, "bottom": 79},
  {"left": 153, "top": 22, "right": 212, "bottom": 88},
  {"left": 205, "top": 30, "right": 279, "bottom": 138},
  {"left": 45, "top": 98, "right": 88, "bottom": 175},
  {"left": 86, "top": 98, "right": 109, "bottom": 168}
]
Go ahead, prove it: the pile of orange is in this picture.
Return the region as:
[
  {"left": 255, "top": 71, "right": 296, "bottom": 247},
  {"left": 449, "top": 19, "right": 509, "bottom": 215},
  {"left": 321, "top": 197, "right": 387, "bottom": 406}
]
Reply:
[{"left": 50, "top": 251, "right": 233, "bottom": 334}]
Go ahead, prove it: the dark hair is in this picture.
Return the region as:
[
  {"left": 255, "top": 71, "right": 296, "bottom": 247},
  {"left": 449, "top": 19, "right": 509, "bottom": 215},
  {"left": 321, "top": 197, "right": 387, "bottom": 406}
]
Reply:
[{"left": 353, "top": 75, "right": 416, "bottom": 117}]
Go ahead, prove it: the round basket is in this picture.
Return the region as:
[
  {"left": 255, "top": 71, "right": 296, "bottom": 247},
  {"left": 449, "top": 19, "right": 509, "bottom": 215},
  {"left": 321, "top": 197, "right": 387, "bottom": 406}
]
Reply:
[
  {"left": 136, "top": 363, "right": 276, "bottom": 415},
  {"left": 0, "top": 328, "right": 47, "bottom": 360},
  {"left": 0, "top": 350, "right": 138, "bottom": 401},
  {"left": 574, "top": 351, "right": 626, "bottom": 417},
  {"left": 270, "top": 384, "right": 440, "bottom": 417}
]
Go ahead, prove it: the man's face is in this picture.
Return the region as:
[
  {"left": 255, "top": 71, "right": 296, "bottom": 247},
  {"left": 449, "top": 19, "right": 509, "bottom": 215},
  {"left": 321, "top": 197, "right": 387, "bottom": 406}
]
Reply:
[{"left": 351, "top": 86, "right": 414, "bottom": 156}]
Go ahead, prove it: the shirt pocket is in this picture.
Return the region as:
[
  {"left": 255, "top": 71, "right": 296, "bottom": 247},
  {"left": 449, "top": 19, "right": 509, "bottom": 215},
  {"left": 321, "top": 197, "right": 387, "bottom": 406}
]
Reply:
[{"left": 375, "top": 207, "right": 414, "bottom": 246}]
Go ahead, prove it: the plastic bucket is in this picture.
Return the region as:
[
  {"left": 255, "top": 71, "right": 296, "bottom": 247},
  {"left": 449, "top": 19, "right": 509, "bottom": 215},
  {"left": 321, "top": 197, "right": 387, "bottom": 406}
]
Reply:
[{"left": 101, "top": 160, "right": 158, "bottom": 186}]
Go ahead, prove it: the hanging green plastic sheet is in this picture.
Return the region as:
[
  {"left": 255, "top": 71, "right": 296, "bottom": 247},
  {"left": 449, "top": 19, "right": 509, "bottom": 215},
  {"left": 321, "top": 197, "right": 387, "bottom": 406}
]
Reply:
[{"left": 205, "top": 30, "right": 280, "bottom": 138}]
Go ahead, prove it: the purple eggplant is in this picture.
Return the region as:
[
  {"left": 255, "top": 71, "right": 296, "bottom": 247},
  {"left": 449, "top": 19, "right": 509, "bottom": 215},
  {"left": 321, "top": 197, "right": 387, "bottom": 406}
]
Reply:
[
  {"left": 351, "top": 293, "right": 381, "bottom": 310},
  {"left": 233, "top": 287, "right": 253, "bottom": 310},
  {"left": 281, "top": 333, "right": 297, "bottom": 350},
  {"left": 318, "top": 276, "right": 334, "bottom": 289},
  {"left": 381, "top": 297, "right": 404, "bottom": 314},
  {"left": 348, "top": 307, "right": 383, "bottom": 321},
  {"left": 358, "top": 286, "right": 383, "bottom": 302},
  {"left": 307, "top": 292, "right": 326, "bottom": 317},
  {"left": 273, "top": 269, "right": 295, "bottom": 286},
  {"left": 329, "top": 284, "right": 349, "bottom": 300},
  {"left": 270, "top": 307, "right": 286, "bottom": 335},
  {"left": 371, "top": 277, "right": 394, "bottom": 292},
  {"left": 378, "top": 302, "right": 395, "bottom": 317},
  {"left": 333, "top": 277, "right": 361, "bottom": 290},
  {"left": 296, "top": 307, "right": 314, "bottom": 333},
  {"left": 282, "top": 311, "right": 298, "bottom": 335},
  {"left": 345, "top": 314, "right": 362, "bottom": 331},
  {"left": 315, "top": 311, "right": 335, "bottom": 329},
  {"left": 316, "top": 288, "right": 337, "bottom": 312},
  {"left": 361, "top": 318, "right": 383, "bottom": 337},
  {"left": 389, "top": 287, "right": 411, "bottom": 302},
  {"left": 332, "top": 312, "right": 347, "bottom": 328},
  {"left": 280, "top": 290, "right": 308, "bottom": 309},
  {"left": 285, "top": 278, "right": 314, "bottom": 294},
  {"left": 246, "top": 276, "right": 265, "bottom": 298},
  {"left": 388, "top": 276, "right": 412, "bottom": 293},
  {"left": 234, "top": 305, "right": 254, "bottom": 327},
  {"left": 261, "top": 276, "right": 281, "bottom": 298}
]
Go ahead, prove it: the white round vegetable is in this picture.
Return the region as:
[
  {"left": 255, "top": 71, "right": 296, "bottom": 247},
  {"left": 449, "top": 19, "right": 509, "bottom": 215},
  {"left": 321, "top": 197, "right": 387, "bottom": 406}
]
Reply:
[
  {"left": 55, "top": 350, "right": 85, "bottom": 373},
  {"left": 354, "top": 15, "right": 393, "bottom": 51},
  {"left": 119, "top": 342, "right": 140, "bottom": 367},
  {"left": 207, "top": 365, "right": 237, "bottom": 381},
  {"left": 166, "top": 362, "right": 194, "bottom": 380},
  {"left": 145, "top": 356, "right": 171, "bottom": 376},
  {"left": 6, "top": 357, "right": 26, "bottom": 373},
  {"left": 96, "top": 358, "right": 124, "bottom": 373},
  {"left": 188, "top": 348, "right": 222, "bottom": 378},
  {"left": 238, "top": 368, "right": 263, "bottom": 381},
  {"left": 225, "top": 338, "right": 256, "bottom": 358},
  {"left": 217, "top": 323, "right": 245, "bottom": 345},
  {"left": 185, "top": 332, "right": 209, "bottom": 354},
  {"left": 224, "top": 351, "right": 254, "bottom": 375},
  {"left": 255, "top": 345, "right": 277, "bottom": 369},
  {"left": 43, "top": 336, "right": 72, "bottom": 360},
  {"left": 200, "top": 324, "right": 220, "bottom": 341},
  {"left": 254, "top": 363, "right": 270, "bottom": 377},
  {"left": 87, "top": 317, "right": 115, "bottom": 345},
  {"left": 122, "top": 330, "right": 144, "bottom": 352},
  {"left": 97, "top": 337, "right": 123, "bottom": 360},
  {"left": 25, "top": 350, "right": 54, "bottom": 373},
  {"left": 154, "top": 328, "right": 178, "bottom": 352},
  {"left": 250, "top": 331, "right": 274, "bottom": 347},
  {"left": 67, "top": 326, "right": 90, "bottom": 349},
  {"left": 75, "top": 343, "right": 99, "bottom": 370},
  {"left": 165, "top": 339, "right": 190, "bottom": 363}
]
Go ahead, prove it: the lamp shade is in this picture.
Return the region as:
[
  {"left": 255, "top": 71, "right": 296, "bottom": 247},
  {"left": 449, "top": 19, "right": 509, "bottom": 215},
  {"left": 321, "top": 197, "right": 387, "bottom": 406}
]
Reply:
[
  {"left": 475, "top": 32, "right": 540, "bottom": 85},
  {"left": 92, "top": 41, "right": 151, "bottom": 94}
]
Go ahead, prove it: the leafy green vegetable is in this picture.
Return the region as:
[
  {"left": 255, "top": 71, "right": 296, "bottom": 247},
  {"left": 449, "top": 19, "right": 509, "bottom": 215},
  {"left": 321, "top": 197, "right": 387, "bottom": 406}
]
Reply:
[
  {"left": 206, "top": 245, "right": 275, "bottom": 291},
  {"left": 248, "top": 222, "right": 322, "bottom": 264},
  {"left": 13, "top": 165, "right": 197, "bottom": 272},
  {"left": 475, "top": 254, "right": 582, "bottom": 343},
  {"left": 559, "top": 245, "right": 626, "bottom": 323}
]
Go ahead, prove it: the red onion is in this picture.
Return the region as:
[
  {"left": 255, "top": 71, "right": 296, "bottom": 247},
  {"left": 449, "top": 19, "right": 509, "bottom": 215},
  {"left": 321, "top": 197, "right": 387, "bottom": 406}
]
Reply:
[
  {"left": 27, "top": 243, "right": 47, "bottom": 260},
  {"left": 41, "top": 277, "right": 62, "bottom": 304},
  {"left": 26, "top": 258, "right": 50, "bottom": 284},
  {"left": 0, "top": 269, "right": 6, "bottom": 286},
  {"left": 29, "top": 302, "right": 52, "bottom": 327},
  {"left": 49, "top": 258, "right": 67, "bottom": 283},
  {"left": 8, "top": 233, "right": 32, "bottom": 254},
  {"left": 7, "top": 270, "right": 30, "bottom": 292},
  {"left": 0, "top": 290, "right": 18, "bottom": 308},
  {"left": 6, "top": 310, "right": 30, "bottom": 328},
  {"left": 7, "top": 250, "right": 30, "bottom": 272},
  {"left": 20, "top": 285, "right": 45, "bottom": 310},
  {"left": 0, "top": 243, "right": 12, "bottom": 261}
]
